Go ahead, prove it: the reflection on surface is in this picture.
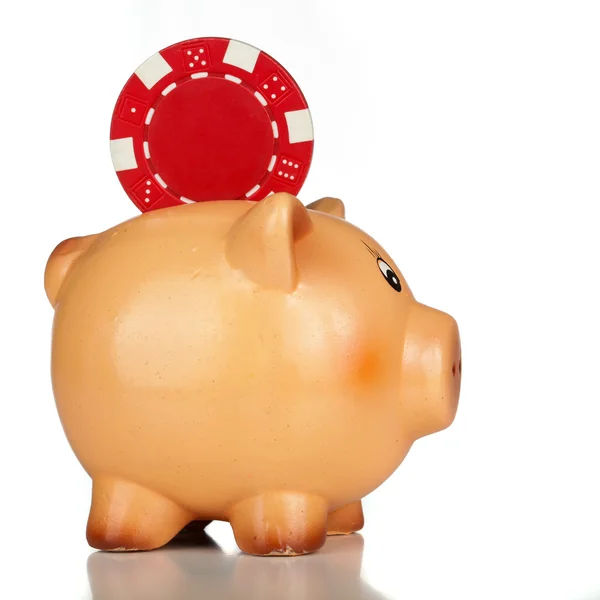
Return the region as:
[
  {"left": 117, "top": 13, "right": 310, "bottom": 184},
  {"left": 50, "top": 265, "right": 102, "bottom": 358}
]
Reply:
[{"left": 87, "top": 530, "right": 390, "bottom": 600}]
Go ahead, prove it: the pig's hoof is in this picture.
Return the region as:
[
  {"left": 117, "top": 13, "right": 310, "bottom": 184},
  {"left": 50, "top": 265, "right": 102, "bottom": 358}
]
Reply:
[
  {"left": 229, "top": 492, "right": 328, "bottom": 556},
  {"left": 327, "top": 500, "right": 364, "bottom": 535},
  {"left": 86, "top": 477, "right": 195, "bottom": 552}
]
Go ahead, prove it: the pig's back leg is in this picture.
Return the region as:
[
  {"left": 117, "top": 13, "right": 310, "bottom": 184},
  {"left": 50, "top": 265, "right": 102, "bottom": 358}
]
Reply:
[
  {"left": 86, "top": 477, "right": 195, "bottom": 551},
  {"left": 327, "top": 501, "right": 364, "bottom": 535},
  {"left": 229, "top": 492, "right": 328, "bottom": 556}
]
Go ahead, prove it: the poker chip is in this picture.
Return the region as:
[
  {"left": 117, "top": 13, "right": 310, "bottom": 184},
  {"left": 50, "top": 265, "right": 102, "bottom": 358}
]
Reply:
[{"left": 110, "top": 37, "right": 315, "bottom": 212}]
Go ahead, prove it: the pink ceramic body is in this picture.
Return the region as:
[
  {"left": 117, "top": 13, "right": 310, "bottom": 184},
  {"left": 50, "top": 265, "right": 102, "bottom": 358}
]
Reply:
[{"left": 45, "top": 194, "right": 461, "bottom": 555}]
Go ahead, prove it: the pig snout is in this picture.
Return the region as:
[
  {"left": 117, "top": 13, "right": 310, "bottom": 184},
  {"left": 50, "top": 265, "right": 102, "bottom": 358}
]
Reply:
[{"left": 400, "top": 303, "right": 462, "bottom": 439}]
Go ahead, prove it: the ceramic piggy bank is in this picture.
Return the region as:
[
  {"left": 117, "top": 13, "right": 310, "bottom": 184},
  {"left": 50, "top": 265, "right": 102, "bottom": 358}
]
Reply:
[{"left": 45, "top": 194, "right": 461, "bottom": 556}]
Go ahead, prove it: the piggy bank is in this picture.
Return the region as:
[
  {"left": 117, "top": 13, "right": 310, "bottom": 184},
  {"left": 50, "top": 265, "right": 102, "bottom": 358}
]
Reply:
[{"left": 45, "top": 193, "right": 461, "bottom": 556}]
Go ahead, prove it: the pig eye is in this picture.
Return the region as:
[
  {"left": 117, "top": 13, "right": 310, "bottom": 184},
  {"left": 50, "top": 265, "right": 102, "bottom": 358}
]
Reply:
[
  {"left": 361, "top": 241, "right": 403, "bottom": 293},
  {"left": 377, "top": 259, "right": 402, "bottom": 292}
]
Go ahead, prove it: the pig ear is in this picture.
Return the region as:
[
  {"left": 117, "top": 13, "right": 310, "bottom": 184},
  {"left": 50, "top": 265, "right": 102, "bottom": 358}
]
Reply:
[
  {"left": 226, "top": 193, "right": 313, "bottom": 292},
  {"left": 306, "top": 197, "right": 345, "bottom": 219},
  {"left": 44, "top": 234, "right": 98, "bottom": 307}
]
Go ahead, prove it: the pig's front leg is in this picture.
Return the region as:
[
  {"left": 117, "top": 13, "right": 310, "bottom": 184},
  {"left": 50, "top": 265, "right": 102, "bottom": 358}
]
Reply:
[
  {"left": 86, "top": 477, "right": 195, "bottom": 551},
  {"left": 228, "top": 492, "right": 328, "bottom": 556},
  {"left": 327, "top": 501, "right": 364, "bottom": 535}
]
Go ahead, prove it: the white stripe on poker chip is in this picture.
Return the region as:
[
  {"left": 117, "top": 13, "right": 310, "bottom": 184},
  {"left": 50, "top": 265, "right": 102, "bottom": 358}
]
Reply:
[
  {"left": 191, "top": 72, "right": 209, "bottom": 79},
  {"left": 155, "top": 174, "right": 167, "bottom": 188},
  {"left": 143, "top": 141, "right": 150, "bottom": 159},
  {"left": 162, "top": 82, "right": 177, "bottom": 96},
  {"left": 284, "top": 109, "right": 314, "bottom": 144},
  {"left": 272, "top": 121, "right": 279, "bottom": 138},
  {"left": 180, "top": 197, "right": 195, "bottom": 204},
  {"left": 267, "top": 191, "right": 275, "bottom": 196},
  {"left": 222, "top": 39, "right": 260, "bottom": 73},
  {"left": 145, "top": 108, "right": 155, "bottom": 125},
  {"left": 224, "top": 74, "right": 242, "bottom": 84},
  {"left": 245, "top": 184, "right": 261, "bottom": 198},
  {"left": 254, "top": 91, "right": 267, "bottom": 106},
  {"left": 268, "top": 155, "right": 277, "bottom": 172},
  {"left": 135, "top": 52, "right": 173, "bottom": 90},
  {"left": 110, "top": 137, "right": 137, "bottom": 172}
]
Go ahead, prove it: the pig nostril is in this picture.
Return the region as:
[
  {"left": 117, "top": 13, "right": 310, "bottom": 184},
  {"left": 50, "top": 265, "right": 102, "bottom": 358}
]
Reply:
[
  {"left": 452, "top": 362, "right": 457, "bottom": 377},
  {"left": 459, "top": 359, "right": 462, "bottom": 375}
]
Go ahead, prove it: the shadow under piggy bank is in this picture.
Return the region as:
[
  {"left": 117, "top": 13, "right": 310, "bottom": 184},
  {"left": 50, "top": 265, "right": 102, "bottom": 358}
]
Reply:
[{"left": 87, "top": 531, "right": 391, "bottom": 600}]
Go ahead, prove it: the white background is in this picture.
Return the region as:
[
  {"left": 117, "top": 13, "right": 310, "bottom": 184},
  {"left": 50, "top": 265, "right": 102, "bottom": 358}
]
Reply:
[{"left": 1, "top": 1, "right": 599, "bottom": 599}]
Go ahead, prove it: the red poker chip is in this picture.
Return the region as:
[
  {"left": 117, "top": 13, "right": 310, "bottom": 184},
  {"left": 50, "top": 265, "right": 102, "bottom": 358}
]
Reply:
[{"left": 110, "top": 37, "right": 314, "bottom": 212}]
